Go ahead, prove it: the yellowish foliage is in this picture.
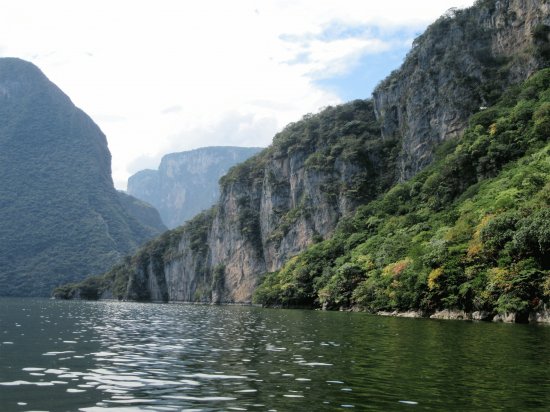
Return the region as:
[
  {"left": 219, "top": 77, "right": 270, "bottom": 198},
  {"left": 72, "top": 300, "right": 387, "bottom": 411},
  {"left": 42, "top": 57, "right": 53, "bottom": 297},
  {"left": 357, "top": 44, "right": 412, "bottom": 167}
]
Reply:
[
  {"left": 354, "top": 255, "right": 375, "bottom": 272},
  {"left": 467, "top": 214, "right": 493, "bottom": 259},
  {"left": 487, "top": 267, "right": 511, "bottom": 291},
  {"left": 489, "top": 123, "right": 497, "bottom": 136},
  {"left": 467, "top": 241, "right": 483, "bottom": 259},
  {"left": 428, "top": 267, "right": 444, "bottom": 290}
]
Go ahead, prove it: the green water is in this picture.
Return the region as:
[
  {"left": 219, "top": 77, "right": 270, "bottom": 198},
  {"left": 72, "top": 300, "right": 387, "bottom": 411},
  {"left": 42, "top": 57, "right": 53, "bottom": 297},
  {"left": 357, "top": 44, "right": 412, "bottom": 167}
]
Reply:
[{"left": 0, "top": 298, "right": 548, "bottom": 411}]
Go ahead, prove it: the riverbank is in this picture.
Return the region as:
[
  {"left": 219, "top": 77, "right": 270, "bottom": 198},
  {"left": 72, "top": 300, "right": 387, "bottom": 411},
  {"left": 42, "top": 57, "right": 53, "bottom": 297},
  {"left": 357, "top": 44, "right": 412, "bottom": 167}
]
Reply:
[
  {"left": 54, "top": 292, "right": 550, "bottom": 324},
  {"left": 375, "top": 306, "right": 550, "bottom": 324}
]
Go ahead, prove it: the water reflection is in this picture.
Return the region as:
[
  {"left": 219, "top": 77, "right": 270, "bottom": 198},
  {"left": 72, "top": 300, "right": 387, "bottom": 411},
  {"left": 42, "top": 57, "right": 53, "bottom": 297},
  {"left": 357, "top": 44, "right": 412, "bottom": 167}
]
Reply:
[{"left": 0, "top": 299, "right": 549, "bottom": 411}]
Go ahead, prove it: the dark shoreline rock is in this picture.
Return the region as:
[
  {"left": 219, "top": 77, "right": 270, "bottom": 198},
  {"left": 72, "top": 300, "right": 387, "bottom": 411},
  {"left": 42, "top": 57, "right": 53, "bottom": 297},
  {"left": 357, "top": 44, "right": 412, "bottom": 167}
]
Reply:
[{"left": 376, "top": 307, "right": 550, "bottom": 324}]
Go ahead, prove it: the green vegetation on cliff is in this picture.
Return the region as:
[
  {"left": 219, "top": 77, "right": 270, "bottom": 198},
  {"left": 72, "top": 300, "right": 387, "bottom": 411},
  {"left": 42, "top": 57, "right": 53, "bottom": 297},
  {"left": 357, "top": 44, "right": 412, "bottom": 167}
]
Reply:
[
  {"left": 221, "top": 99, "right": 396, "bottom": 201},
  {"left": 219, "top": 99, "right": 399, "bottom": 249},
  {"left": 53, "top": 207, "right": 215, "bottom": 301},
  {"left": 254, "top": 69, "right": 550, "bottom": 320}
]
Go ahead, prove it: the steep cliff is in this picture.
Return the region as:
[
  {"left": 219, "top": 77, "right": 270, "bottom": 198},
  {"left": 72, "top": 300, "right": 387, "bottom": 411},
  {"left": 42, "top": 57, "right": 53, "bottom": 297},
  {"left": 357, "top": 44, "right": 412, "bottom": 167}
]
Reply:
[
  {"left": 57, "top": 0, "right": 550, "bottom": 305},
  {"left": 255, "top": 68, "right": 550, "bottom": 323},
  {"left": 127, "top": 146, "right": 263, "bottom": 228},
  {"left": 373, "top": 0, "right": 550, "bottom": 180},
  {"left": 0, "top": 58, "right": 166, "bottom": 297}
]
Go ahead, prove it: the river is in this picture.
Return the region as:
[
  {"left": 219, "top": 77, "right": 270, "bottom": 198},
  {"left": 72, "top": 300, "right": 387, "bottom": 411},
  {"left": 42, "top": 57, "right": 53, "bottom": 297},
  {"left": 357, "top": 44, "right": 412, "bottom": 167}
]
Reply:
[{"left": 0, "top": 298, "right": 548, "bottom": 411}]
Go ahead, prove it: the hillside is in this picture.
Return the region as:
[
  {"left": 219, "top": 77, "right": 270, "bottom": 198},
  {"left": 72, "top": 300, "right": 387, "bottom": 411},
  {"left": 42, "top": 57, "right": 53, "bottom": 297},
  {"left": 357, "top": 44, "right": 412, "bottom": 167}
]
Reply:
[
  {"left": 127, "top": 146, "right": 263, "bottom": 228},
  {"left": 255, "top": 69, "right": 550, "bottom": 322},
  {"left": 0, "top": 58, "right": 166, "bottom": 296},
  {"left": 55, "top": 0, "right": 550, "bottom": 321}
]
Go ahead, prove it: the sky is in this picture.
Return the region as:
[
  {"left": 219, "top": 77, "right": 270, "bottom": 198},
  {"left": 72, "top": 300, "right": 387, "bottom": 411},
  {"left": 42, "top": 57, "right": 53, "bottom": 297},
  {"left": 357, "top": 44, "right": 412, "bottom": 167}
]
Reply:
[{"left": 0, "top": 0, "right": 475, "bottom": 189}]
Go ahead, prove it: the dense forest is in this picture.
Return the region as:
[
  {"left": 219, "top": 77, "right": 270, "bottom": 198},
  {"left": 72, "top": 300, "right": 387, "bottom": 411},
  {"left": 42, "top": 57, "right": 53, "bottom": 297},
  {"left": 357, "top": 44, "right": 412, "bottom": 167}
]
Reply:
[{"left": 254, "top": 69, "right": 550, "bottom": 321}]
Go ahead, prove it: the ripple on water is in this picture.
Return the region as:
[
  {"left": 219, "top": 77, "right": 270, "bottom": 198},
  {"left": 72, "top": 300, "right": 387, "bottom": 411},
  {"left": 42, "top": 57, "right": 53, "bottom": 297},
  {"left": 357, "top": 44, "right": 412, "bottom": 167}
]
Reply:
[
  {"left": 0, "top": 380, "right": 55, "bottom": 386},
  {"left": 399, "top": 400, "right": 419, "bottom": 405},
  {"left": 161, "top": 395, "right": 237, "bottom": 401},
  {"left": 42, "top": 350, "right": 76, "bottom": 356},
  {"left": 304, "top": 362, "right": 333, "bottom": 366},
  {"left": 5, "top": 299, "right": 544, "bottom": 412}
]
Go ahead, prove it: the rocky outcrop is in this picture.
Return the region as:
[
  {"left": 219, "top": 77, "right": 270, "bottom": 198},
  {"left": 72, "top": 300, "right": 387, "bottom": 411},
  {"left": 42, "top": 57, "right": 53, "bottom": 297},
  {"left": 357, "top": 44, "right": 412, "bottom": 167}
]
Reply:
[
  {"left": 529, "top": 306, "right": 550, "bottom": 324},
  {"left": 373, "top": 0, "right": 550, "bottom": 180},
  {"left": 0, "top": 58, "right": 165, "bottom": 297},
  {"left": 377, "top": 310, "right": 425, "bottom": 318},
  {"left": 430, "top": 309, "right": 471, "bottom": 320},
  {"left": 492, "top": 312, "right": 519, "bottom": 323},
  {"left": 127, "top": 147, "right": 263, "bottom": 228},
  {"left": 471, "top": 311, "right": 493, "bottom": 321},
  {"left": 376, "top": 309, "right": 550, "bottom": 324}
]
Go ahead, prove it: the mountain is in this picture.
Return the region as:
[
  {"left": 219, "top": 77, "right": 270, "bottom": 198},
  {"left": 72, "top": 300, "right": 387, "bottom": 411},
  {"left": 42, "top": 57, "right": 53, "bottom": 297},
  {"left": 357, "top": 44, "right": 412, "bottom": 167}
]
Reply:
[
  {"left": 56, "top": 0, "right": 550, "bottom": 322},
  {"left": 127, "top": 146, "right": 263, "bottom": 228},
  {"left": 373, "top": 0, "right": 549, "bottom": 180},
  {"left": 256, "top": 68, "right": 550, "bottom": 323},
  {"left": 0, "top": 58, "right": 166, "bottom": 297}
]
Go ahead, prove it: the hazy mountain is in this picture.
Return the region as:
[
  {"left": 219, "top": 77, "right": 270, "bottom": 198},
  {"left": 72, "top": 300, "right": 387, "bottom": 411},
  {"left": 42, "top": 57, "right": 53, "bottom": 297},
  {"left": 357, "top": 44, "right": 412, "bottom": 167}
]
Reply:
[
  {"left": 127, "top": 146, "right": 263, "bottom": 228},
  {"left": 0, "top": 58, "right": 166, "bottom": 296}
]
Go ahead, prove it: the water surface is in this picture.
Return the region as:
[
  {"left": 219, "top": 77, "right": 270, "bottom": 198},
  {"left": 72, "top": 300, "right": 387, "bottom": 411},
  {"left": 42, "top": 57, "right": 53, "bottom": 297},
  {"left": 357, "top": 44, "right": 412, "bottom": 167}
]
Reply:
[{"left": 0, "top": 298, "right": 549, "bottom": 411}]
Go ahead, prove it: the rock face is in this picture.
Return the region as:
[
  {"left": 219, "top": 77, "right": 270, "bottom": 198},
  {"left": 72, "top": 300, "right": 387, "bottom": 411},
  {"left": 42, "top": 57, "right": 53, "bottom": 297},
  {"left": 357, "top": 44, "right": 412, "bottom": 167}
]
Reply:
[
  {"left": 430, "top": 310, "right": 470, "bottom": 320},
  {"left": 70, "top": 0, "right": 550, "bottom": 304},
  {"left": 0, "top": 58, "right": 166, "bottom": 296},
  {"left": 98, "top": 100, "right": 395, "bottom": 303},
  {"left": 127, "top": 147, "right": 263, "bottom": 229},
  {"left": 373, "top": 0, "right": 550, "bottom": 180}
]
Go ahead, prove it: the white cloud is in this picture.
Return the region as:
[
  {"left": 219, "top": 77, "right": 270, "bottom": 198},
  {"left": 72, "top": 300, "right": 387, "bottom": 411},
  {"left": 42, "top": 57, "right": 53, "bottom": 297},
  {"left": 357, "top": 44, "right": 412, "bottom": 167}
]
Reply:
[
  {"left": 0, "top": 0, "right": 475, "bottom": 189},
  {"left": 287, "top": 37, "right": 391, "bottom": 79}
]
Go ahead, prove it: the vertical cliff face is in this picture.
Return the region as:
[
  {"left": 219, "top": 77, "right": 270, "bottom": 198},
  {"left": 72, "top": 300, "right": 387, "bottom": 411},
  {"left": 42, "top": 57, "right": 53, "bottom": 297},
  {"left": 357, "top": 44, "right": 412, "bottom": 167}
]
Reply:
[
  {"left": 64, "top": 0, "right": 550, "bottom": 304},
  {"left": 0, "top": 58, "right": 165, "bottom": 297},
  {"left": 204, "top": 101, "right": 397, "bottom": 302},
  {"left": 127, "top": 146, "right": 263, "bottom": 228},
  {"left": 92, "top": 100, "right": 395, "bottom": 303},
  {"left": 373, "top": 0, "right": 550, "bottom": 180}
]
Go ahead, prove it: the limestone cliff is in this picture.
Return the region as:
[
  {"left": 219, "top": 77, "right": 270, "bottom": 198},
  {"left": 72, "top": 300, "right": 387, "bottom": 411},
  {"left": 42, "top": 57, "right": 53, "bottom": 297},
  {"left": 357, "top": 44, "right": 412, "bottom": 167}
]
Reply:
[
  {"left": 373, "top": 0, "right": 550, "bottom": 180},
  {"left": 58, "top": 0, "right": 550, "bottom": 303},
  {"left": 127, "top": 146, "right": 263, "bottom": 228}
]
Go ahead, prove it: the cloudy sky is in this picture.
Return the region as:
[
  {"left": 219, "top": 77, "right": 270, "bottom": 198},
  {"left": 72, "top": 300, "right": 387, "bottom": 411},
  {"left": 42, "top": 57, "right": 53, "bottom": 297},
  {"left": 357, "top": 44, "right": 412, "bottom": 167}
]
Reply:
[{"left": 0, "top": 0, "right": 475, "bottom": 189}]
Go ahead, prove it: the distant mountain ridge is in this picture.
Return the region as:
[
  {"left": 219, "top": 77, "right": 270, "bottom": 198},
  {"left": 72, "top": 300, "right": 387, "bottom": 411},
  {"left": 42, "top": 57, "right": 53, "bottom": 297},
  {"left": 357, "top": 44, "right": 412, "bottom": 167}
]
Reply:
[
  {"left": 0, "top": 58, "right": 166, "bottom": 296},
  {"left": 127, "top": 146, "right": 263, "bottom": 228}
]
